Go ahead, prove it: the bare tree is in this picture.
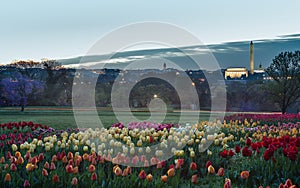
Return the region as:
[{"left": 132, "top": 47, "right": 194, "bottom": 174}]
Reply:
[{"left": 266, "top": 51, "right": 300, "bottom": 113}]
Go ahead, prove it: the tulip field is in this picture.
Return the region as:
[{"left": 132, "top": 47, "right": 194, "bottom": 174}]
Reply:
[{"left": 0, "top": 113, "right": 299, "bottom": 187}]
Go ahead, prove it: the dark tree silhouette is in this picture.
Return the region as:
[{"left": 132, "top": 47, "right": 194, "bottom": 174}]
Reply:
[
  {"left": 1, "top": 73, "right": 44, "bottom": 111},
  {"left": 266, "top": 51, "right": 300, "bottom": 114}
]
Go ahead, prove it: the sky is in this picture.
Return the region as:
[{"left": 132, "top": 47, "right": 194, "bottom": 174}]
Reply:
[{"left": 0, "top": 0, "right": 300, "bottom": 64}]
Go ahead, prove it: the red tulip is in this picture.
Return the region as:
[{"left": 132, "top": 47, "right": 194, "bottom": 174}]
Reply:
[
  {"left": 217, "top": 168, "right": 225, "bottom": 177},
  {"left": 224, "top": 178, "right": 232, "bottom": 188},
  {"left": 88, "top": 164, "right": 96, "bottom": 173},
  {"left": 220, "top": 150, "right": 228, "bottom": 158},
  {"left": 91, "top": 172, "right": 97, "bottom": 181},
  {"left": 242, "top": 146, "right": 252, "bottom": 157},
  {"left": 228, "top": 150, "right": 234, "bottom": 157},
  {"left": 50, "top": 162, "right": 56, "bottom": 170},
  {"left": 235, "top": 145, "right": 241, "bottom": 153},
  {"left": 38, "top": 153, "right": 44, "bottom": 161},
  {"left": 65, "top": 164, "right": 73, "bottom": 173},
  {"left": 139, "top": 170, "right": 147, "bottom": 179},
  {"left": 52, "top": 174, "right": 59, "bottom": 183},
  {"left": 205, "top": 161, "right": 212, "bottom": 168},
  {"left": 285, "top": 179, "right": 293, "bottom": 187},
  {"left": 10, "top": 163, "right": 17, "bottom": 171},
  {"left": 190, "top": 162, "right": 197, "bottom": 171},
  {"left": 246, "top": 138, "right": 252, "bottom": 146},
  {"left": 23, "top": 180, "right": 30, "bottom": 187}
]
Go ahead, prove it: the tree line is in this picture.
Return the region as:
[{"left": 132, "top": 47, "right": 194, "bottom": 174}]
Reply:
[{"left": 0, "top": 51, "right": 299, "bottom": 113}]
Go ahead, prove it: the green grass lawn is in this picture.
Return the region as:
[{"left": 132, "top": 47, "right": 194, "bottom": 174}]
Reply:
[{"left": 0, "top": 106, "right": 224, "bottom": 129}]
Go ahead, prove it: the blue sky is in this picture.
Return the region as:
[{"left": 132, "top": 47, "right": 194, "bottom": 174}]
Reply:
[{"left": 0, "top": 0, "right": 300, "bottom": 63}]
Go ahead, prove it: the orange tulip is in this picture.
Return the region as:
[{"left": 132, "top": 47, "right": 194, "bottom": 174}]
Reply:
[
  {"left": 15, "top": 151, "right": 21, "bottom": 158},
  {"left": 67, "top": 152, "right": 73, "bottom": 160},
  {"left": 4, "top": 173, "right": 11, "bottom": 182},
  {"left": 139, "top": 170, "right": 147, "bottom": 179},
  {"left": 73, "top": 166, "right": 79, "bottom": 174},
  {"left": 62, "top": 156, "right": 68, "bottom": 163},
  {"left": 91, "top": 172, "right": 97, "bottom": 181},
  {"left": 114, "top": 166, "right": 122, "bottom": 176},
  {"left": 161, "top": 175, "right": 168, "bottom": 183},
  {"left": 83, "top": 153, "right": 89, "bottom": 161},
  {"left": 191, "top": 174, "right": 198, "bottom": 184},
  {"left": 167, "top": 168, "right": 175, "bottom": 177},
  {"left": 75, "top": 155, "right": 82, "bottom": 163},
  {"left": 52, "top": 174, "right": 59, "bottom": 183},
  {"left": 190, "top": 162, "right": 197, "bottom": 171},
  {"left": 17, "top": 157, "right": 24, "bottom": 165},
  {"left": 122, "top": 166, "right": 131, "bottom": 176},
  {"left": 42, "top": 169, "right": 48, "bottom": 176},
  {"left": 240, "top": 171, "right": 250, "bottom": 179},
  {"left": 217, "top": 168, "right": 225, "bottom": 177},
  {"left": 51, "top": 155, "right": 57, "bottom": 162},
  {"left": 0, "top": 156, "right": 5, "bottom": 163},
  {"left": 207, "top": 165, "right": 215, "bottom": 174},
  {"left": 122, "top": 169, "right": 129, "bottom": 176},
  {"left": 146, "top": 174, "right": 153, "bottom": 182},
  {"left": 113, "top": 165, "right": 119, "bottom": 172}
]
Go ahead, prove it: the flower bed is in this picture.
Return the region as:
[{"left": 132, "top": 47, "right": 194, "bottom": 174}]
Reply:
[{"left": 0, "top": 115, "right": 299, "bottom": 187}]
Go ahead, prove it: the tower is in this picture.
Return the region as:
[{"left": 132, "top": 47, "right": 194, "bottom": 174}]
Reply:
[
  {"left": 250, "top": 41, "right": 254, "bottom": 74},
  {"left": 163, "top": 62, "right": 166, "bottom": 70}
]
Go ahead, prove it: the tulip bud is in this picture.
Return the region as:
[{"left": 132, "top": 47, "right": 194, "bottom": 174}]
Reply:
[{"left": 207, "top": 165, "right": 215, "bottom": 174}]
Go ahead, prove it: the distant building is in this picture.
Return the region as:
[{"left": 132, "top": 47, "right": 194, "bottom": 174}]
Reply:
[
  {"left": 225, "top": 68, "right": 248, "bottom": 79},
  {"left": 224, "top": 41, "right": 265, "bottom": 80}
]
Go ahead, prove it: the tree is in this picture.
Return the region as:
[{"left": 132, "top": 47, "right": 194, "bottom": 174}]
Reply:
[
  {"left": 1, "top": 73, "right": 44, "bottom": 111},
  {"left": 266, "top": 51, "right": 300, "bottom": 114}
]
